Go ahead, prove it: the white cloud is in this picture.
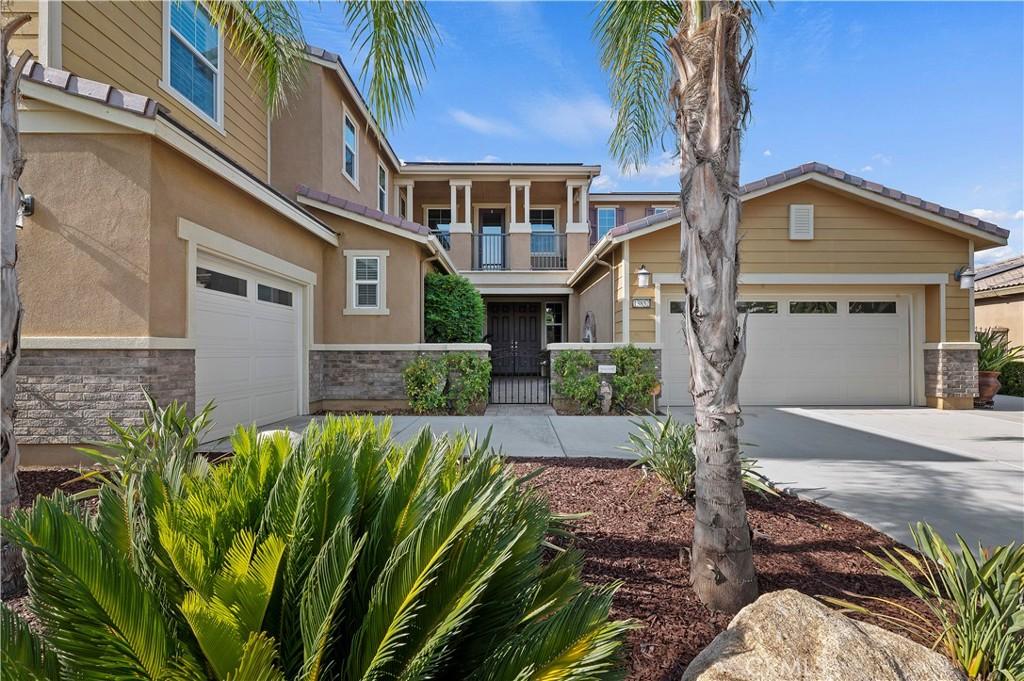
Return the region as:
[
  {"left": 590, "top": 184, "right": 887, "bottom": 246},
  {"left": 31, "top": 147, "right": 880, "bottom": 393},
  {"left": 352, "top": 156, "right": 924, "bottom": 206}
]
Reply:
[
  {"left": 624, "top": 152, "right": 680, "bottom": 182},
  {"left": 519, "top": 94, "right": 613, "bottom": 146},
  {"left": 968, "top": 208, "right": 1024, "bottom": 222},
  {"left": 976, "top": 245, "right": 1021, "bottom": 266},
  {"left": 591, "top": 174, "right": 618, "bottom": 191},
  {"left": 763, "top": 149, "right": 772, "bottom": 157},
  {"left": 872, "top": 153, "right": 893, "bottom": 165},
  {"left": 860, "top": 165, "right": 874, "bottom": 173},
  {"left": 411, "top": 155, "right": 448, "bottom": 163},
  {"left": 478, "top": 154, "right": 501, "bottom": 163},
  {"left": 449, "top": 109, "right": 519, "bottom": 137}
]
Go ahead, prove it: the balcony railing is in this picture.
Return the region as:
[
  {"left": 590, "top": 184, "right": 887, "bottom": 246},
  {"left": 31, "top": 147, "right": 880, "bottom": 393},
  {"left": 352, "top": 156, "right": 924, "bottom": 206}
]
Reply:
[
  {"left": 431, "top": 229, "right": 451, "bottom": 250},
  {"left": 530, "top": 232, "right": 567, "bottom": 270},
  {"left": 472, "top": 233, "right": 507, "bottom": 270}
]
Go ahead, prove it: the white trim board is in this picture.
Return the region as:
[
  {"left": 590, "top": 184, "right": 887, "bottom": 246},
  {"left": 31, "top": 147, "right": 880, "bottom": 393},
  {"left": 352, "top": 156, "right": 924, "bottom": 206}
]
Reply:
[
  {"left": 178, "top": 219, "right": 317, "bottom": 285},
  {"left": 475, "top": 287, "right": 574, "bottom": 295},
  {"left": 738, "top": 273, "right": 950, "bottom": 285},
  {"left": 22, "top": 336, "right": 195, "bottom": 350},
  {"left": 547, "top": 342, "right": 659, "bottom": 350},
  {"left": 312, "top": 343, "right": 491, "bottom": 351}
]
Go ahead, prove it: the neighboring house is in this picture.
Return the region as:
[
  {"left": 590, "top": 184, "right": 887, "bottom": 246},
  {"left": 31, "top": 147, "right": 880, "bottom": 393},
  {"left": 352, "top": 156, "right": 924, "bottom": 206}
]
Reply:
[
  {"left": 8, "top": 1, "right": 1010, "bottom": 464},
  {"left": 974, "top": 256, "right": 1024, "bottom": 346}
]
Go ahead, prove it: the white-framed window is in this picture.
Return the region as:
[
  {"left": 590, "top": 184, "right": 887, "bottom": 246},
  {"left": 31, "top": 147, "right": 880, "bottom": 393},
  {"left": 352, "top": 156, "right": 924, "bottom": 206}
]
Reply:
[
  {"left": 596, "top": 206, "right": 617, "bottom": 240},
  {"left": 545, "top": 302, "right": 564, "bottom": 345},
  {"left": 652, "top": 206, "right": 671, "bottom": 215},
  {"left": 343, "top": 114, "right": 359, "bottom": 186},
  {"left": 377, "top": 161, "right": 388, "bottom": 213},
  {"left": 426, "top": 208, "right": 452, "bottom": 232},
  {"left": 163, "top": 0, "right": 223, "bottom": 127},
  {"left": 344, "top": 250, "right": 388, "bottom": 315}
]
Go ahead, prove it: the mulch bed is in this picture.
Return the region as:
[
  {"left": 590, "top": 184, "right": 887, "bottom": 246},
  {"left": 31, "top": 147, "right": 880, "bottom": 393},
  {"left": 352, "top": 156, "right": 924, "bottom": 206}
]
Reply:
[{"left": 6, "top": 460, "right": 925, "bottom": 680}]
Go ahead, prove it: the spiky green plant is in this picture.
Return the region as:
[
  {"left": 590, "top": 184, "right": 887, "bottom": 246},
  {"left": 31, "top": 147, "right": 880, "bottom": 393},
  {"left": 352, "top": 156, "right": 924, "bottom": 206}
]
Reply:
[
  {"left": 622, "top": 415, "right": 778, "bottom": 499},
  {"left": 976, "top": 328, "right": 1024, "bottom": 374},
  {"left": 823, "top": 523, "right": 1024, "bottom": 680},
  {"left": 4, "top": 415, "right": 636, "bottom": 680}
]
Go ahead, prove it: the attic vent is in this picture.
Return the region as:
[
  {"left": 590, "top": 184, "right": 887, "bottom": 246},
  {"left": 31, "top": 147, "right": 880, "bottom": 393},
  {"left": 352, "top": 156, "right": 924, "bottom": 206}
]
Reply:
[{"left": 789, "top": 204, "right": 814, "bottom": 240}]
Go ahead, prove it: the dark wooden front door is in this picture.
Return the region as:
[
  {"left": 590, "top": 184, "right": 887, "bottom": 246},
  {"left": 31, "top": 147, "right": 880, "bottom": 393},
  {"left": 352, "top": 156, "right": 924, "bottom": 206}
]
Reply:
[{"left": 488, "top": 302, "right": 542, "bottom": 375}]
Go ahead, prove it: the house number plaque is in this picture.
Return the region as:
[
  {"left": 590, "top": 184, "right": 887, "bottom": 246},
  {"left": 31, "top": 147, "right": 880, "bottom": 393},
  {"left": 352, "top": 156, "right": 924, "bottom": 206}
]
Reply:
[{"left": 631, "top": 298, "right": 652, "bottom": 309}]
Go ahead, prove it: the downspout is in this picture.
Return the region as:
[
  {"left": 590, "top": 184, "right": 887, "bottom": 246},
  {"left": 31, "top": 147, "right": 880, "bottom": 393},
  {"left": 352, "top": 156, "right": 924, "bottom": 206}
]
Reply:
[
  {"left": 595, "top": 253, "right": 614, "bottom": 343},
  {"left": 420, "top": 254, "right": 441, "bottom": 343}
]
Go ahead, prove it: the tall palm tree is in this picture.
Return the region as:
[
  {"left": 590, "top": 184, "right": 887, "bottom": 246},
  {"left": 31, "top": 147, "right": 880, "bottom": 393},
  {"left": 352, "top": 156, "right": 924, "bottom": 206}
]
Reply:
[
  {"left": 595, "top": 0, "right": 760, "bottom": 613},
  {"left": 0, "top": 0, "right": 436, "bottom": 595}
]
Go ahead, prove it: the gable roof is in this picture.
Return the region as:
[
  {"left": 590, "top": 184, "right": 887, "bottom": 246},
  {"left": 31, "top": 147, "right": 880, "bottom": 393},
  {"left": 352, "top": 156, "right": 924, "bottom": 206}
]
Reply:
[
  {"left": 606, "top": 162, "right": 1009, "bottom": 243},
  {"left": 975, "top": 255, "right": 1024, "bottom": 293},
  {"left": 17, "top": 57, "right": 163, "bottom": 118}
]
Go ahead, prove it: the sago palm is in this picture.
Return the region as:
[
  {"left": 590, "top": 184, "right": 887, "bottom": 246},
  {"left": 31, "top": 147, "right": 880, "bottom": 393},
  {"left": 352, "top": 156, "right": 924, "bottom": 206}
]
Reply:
[
  {"left": 4, "top": 415, "right": 635, "bottom": 680},
  {"left": 594, "top": 0, "right": 762, "bottom": 613}
]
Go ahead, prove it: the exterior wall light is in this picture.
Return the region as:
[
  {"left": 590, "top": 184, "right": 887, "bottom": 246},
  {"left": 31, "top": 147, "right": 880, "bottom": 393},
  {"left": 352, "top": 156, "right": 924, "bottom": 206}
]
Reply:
[
  {"left": 954, "top": 265, "right": 975, "bottom": 290},
  {"left": 636, "top": 264, "right": 651, "bottom": 288},
  {"left": 17, "top": 187, "right": 34, "bottom": 228}
]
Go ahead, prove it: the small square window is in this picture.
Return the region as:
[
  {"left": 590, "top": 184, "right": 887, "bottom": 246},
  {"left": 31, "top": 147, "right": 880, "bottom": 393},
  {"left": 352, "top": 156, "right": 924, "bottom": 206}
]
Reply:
[
  {"left": 790, "top": 301, "right": 837, "bottom": 314},
  {"left": 196, "top": 267, "right": 246, "bottom": 297},
  {"left": 669, "top": 300, "right": 685, "bottom": 314},
  {"left": 849, "top": 301, "right": 896, "bottom": 314}
]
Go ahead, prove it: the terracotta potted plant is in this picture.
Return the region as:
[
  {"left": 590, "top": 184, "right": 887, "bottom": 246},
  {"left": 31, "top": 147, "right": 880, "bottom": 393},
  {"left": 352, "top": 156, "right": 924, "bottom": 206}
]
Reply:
[{"left": 975, "top": 328, "right": 1024, "bottom": 407}]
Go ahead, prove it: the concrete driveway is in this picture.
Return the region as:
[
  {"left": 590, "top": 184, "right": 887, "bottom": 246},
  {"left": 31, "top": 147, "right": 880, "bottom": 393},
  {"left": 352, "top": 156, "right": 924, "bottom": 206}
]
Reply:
[{"left": 262, "top": 396, "right": 1024, "bottom": 548}]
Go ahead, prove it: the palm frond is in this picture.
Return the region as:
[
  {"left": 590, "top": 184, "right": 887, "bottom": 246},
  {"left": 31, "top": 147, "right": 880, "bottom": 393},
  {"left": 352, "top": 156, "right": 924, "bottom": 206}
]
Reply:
[
  {"left": 203, "top": 0, "right": 307, "bottom": 115},
  {"left": 341, "top": 0, "right": 438, "bottom": 131},
  {"left": 594, "top": 0, "right": 681, "bottom": 172},
  {"left": 1, "top": 603, "right": 62, "bottom": 681},
  {"left": 224, "top": 633, "right": 286, "bottom": 681}
]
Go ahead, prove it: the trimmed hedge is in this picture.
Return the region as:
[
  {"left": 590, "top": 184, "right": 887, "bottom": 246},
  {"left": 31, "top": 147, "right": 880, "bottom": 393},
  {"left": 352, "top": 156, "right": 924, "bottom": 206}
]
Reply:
[
  {"left": 403, "top": 352, "right": 491, "bottom": 414},
  {"left": 424, "top": 273, "right": 485, "bottom": 343},
  {"left": 552, "top": 350, "right": 600, "bottom": 414},
  {"left": 609, "top": 345, "right": 658, "bottom": 413},
  {"left": 1000, "top": 361, "right": 1024, "bottom": 397}
]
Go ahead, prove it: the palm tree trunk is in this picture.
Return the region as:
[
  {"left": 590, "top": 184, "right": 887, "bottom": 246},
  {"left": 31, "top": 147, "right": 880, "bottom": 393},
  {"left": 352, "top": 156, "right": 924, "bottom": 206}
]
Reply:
[
  {"left": 668, "top": 2, "right": 758, "bottom": 614},
  {"left": 1, "top": 14, "right": 32, "bottom": 596}
]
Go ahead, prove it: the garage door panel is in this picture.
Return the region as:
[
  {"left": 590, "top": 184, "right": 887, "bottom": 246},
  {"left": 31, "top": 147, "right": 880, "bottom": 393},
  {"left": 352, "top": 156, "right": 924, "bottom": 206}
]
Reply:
[
  {"left": 662, "top": 293, "right": 910, "bottom": 406},
  {"left": 195, "top": 254, "right": 301, "bottom": 440}
]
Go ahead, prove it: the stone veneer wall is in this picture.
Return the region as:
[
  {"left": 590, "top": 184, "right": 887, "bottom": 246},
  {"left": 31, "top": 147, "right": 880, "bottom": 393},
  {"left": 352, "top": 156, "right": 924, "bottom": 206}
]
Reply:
[
  {"left": 15, "top": 349, "right": 196, "bottom": 444},
  {"left": 310, "top": 346, "right": 490, "bottom": 410},
  {"left": 924, "top": 347, "right": 978, "bottom": 409}
]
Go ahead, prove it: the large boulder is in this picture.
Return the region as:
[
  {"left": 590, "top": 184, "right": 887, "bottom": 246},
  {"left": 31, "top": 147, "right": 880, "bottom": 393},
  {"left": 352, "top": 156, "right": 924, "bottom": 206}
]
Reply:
[{"left": 682, "top": 589, "right": 964, "bottom": 681}]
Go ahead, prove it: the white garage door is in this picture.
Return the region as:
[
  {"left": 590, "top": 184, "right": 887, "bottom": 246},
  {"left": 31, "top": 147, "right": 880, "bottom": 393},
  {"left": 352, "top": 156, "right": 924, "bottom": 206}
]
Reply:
[
  {"left": 661, "top": 293, "right": 911, "bottom": 406},
  {"left": 194, "top": 253, "right": 302, "bottom": 440}
]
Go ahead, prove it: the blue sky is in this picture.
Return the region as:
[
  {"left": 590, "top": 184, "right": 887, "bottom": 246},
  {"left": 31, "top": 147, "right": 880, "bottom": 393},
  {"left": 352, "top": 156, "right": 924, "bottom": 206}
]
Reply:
[{"left": 300, "top": 1, "right": 1024, "bottom": 264}]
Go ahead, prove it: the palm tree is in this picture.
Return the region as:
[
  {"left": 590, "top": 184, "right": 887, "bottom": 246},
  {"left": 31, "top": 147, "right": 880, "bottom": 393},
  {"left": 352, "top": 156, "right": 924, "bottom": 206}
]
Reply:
[
  {"left": 595, "top": 0, "right": 761, "bottom": 613},
  {"left": 0, "top": 0, "right": 436, "bottom": 595}
]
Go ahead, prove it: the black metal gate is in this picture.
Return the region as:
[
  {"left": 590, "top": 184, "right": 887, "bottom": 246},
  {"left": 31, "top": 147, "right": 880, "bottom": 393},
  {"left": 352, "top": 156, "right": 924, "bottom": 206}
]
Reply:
[{"left": 489, "top": 348, "right": 550, "bottom": 404}]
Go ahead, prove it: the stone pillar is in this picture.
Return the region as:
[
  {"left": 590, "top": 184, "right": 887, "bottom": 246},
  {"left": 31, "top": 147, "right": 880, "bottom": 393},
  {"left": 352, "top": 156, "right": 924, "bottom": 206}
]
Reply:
[{"left": 924, "top": 344, "right": 978, "bottom": 409}]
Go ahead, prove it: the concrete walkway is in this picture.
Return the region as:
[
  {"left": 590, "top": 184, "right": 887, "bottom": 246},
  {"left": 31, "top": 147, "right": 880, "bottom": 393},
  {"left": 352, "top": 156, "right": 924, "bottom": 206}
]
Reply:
[{"left": 253, "top": 396, "right": 1024, "bottom": 548}]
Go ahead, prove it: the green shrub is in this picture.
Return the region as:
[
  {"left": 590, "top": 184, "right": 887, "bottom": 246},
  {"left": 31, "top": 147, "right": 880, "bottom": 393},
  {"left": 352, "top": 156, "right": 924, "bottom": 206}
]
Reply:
[
  {"left": 977, "top": 327, "right": 1024, "bottom": 373},
  {"left": 609, "top": 345, "right": 658, "bottom": 414},
  {"left": 402, "top": 355, "right": 447, "bottom": 413},
  {"left": 622, "top": 415, "right": 778, "bottom": 499},
  {"left": 3, "top": 415, "right": 636, "bottom": 680},
  {"left": 824, "top": 523, "right": 1024, "bottom": 680},
  {"left": 998, "top": 361, "right": 1024, "bottom": 397},
  {"left": 552, "top": 350, "right": 600, "bottom": 413},
  {"left": 424, "top": 272, "right": 485, "bottom": 343},
  {"left": 403, "top": 353, "right": 492, "bottom": 414}
]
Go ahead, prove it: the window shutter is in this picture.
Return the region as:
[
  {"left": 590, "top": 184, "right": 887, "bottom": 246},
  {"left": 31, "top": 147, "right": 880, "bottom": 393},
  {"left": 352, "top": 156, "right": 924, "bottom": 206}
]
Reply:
[
  {"left": 789, "top": 204, "right": 814, "bottom": 240},
  {"left": 615, "top": 207, "right": 625, "bottom": 226},
  {"left": 588, "top": 206, "right": 598, "bottom": 244}
]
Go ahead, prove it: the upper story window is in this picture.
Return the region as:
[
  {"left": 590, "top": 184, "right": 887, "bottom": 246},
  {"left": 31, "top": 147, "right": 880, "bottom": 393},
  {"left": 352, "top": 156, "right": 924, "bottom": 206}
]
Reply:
[
  {"left": 529, "top": 208, "right": 556, "bottom": 232},
  {"left": 166, "top": 1, "right": 221, "bottom": 123},
  {"left": 427, "top": 208, "right": 452, "bottom": 232},
  {"left": 653, "top": 206, "right": 670, "bottom": 215},
  {"left": 377, "top": 162, "right": 388, "bottom": 213},
  {"left": 596, "top": 207, "right": 617, "bottom": 240},
  {"left": 343, "top": 115, "right": 358, "bottom": 185}
]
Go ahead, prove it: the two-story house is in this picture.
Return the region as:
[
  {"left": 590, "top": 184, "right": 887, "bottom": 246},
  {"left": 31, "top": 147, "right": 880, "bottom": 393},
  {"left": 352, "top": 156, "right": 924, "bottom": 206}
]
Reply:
[{"left": 9, "top": 1, "right": 1009, "bottom": 463}]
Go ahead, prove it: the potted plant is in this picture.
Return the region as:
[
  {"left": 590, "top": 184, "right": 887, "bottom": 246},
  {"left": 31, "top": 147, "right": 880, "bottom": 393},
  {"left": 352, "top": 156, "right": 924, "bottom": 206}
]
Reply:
[{"left": 975, "top": 328, "right": 1024, "bottom": 407}]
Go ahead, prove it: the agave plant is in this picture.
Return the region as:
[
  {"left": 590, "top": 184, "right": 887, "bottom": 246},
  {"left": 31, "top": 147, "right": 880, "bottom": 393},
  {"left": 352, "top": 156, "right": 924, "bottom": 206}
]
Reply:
[
  {"left": 622, "top": 415, "right": 778, "bottom": 499},
  {"left": 824, "top": 523, "right": 1024, "bottom": 680},
  {"left": 976, "top": 328, "right": 1024, "bottom": 374},
  {"left": 3, "top": 415, "right": 636, "bottom": 680}
]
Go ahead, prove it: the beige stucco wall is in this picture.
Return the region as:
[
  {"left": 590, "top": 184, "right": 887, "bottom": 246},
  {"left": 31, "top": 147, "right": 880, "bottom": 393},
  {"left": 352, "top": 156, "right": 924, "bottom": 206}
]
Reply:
[
  {"left": 56, "top": 0, "right": 270, "bottom": 180},
  {"left": 976, "top": 294, "right": 1024, "bottom": 346},
  {"left": 589, "top": 199, "right": 675, "bottom": 226},
  {"left": 576, "top": 267, "right": 613, "bottom": 342},
  {"left": 270, "top": 63, "right": 400, "bottom": 212},
  {"left": 18, "top": 133, "right": 154, "bottom": 336},
  {"left": 584, "top": 181, "right": 974, "bottom": 345}
]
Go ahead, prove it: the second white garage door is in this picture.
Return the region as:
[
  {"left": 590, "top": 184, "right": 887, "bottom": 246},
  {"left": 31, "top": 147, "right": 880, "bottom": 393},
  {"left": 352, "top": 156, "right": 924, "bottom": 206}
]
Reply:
[
  {"left": 194, "top": 253, "right": 302, "bottom": 440},
  {"left": 661, "top": 294, "right": 911, "bottom": 406}
]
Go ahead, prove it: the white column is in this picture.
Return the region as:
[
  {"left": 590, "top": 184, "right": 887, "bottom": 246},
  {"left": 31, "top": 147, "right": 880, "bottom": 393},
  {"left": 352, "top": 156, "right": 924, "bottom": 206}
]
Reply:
[
  {"left": 524, "top": 183, "right": 531, "bottom": 223},
  {"left": 566, "top": 185, "right": 574, "bottom": 224},
  {"left": 580, "top": 182, "right": 588, "bottom": 219},
  {"left": 464, "top": 183, "right": 472, "bottom": 225},
  {"left": 510, "top": 183, "right": 517, "bottom": 225},
  {"left": 450, "top": 183, "right": 457, "bottom": 221},
  {"left": 406, "top": 184, "right": 414, "bottom": 222}
]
